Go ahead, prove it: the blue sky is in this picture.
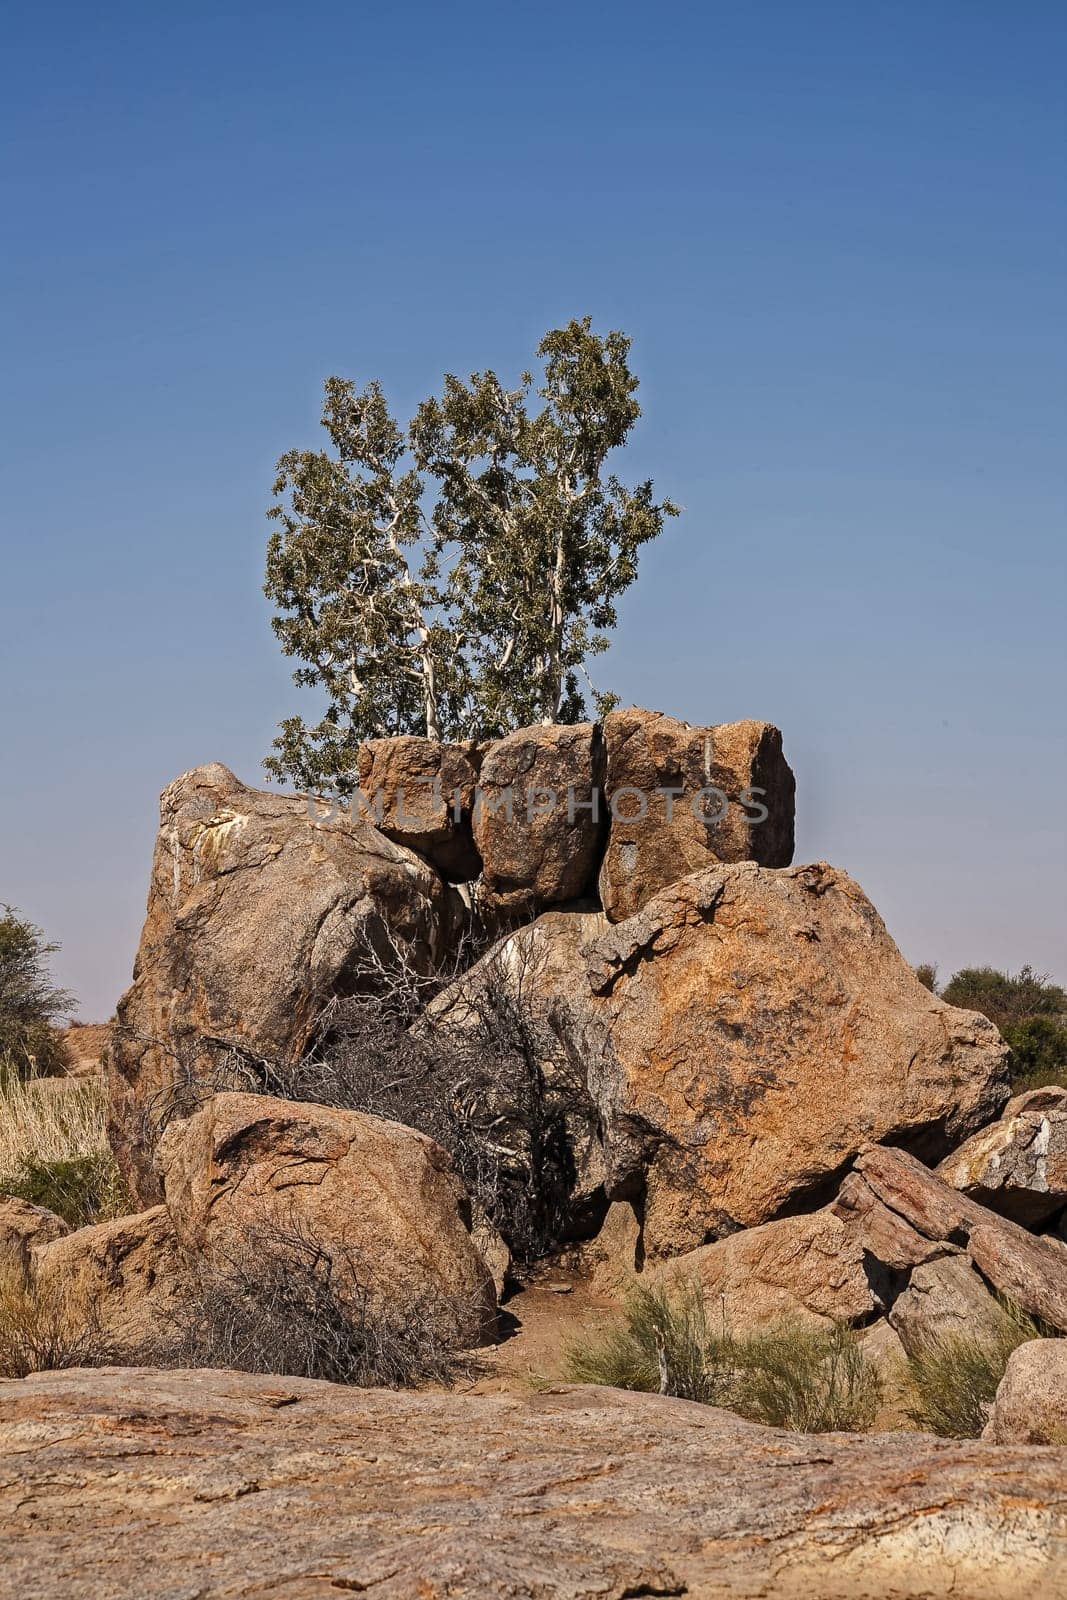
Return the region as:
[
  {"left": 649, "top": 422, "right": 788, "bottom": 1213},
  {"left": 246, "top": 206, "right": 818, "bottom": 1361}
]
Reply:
[{"left": 1, "top": 1, "right": 1064, "bottom": 1018}]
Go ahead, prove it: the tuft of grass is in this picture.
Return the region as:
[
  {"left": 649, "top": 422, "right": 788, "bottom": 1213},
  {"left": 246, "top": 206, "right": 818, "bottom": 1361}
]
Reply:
[
  {"left": 901, "top": 1304, "right": 1044, "bottom": 1438},
  {"left": 2, "top": 1153, "right": 129, "bottom": 1230},
  {"left": 0, "top": 1266, "right": 109, "bottom": 1378},
  {"left": 564, "top": 1280, "right": 881, "bottom": 1431},
  {"left": 564, "top": 1281, "right": 734, "bottom": 1404},
  {"left": 731, "top": 1322, "right": 882, "bottom": 1433},
  {"left": 0, "top": 1071, "right": 129, "bottom": 1226}
]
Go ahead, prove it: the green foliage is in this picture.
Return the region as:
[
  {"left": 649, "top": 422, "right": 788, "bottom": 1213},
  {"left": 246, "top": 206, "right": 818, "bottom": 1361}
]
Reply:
[
  {"left": 1001, "top": 1016, "right": 1067, "bottom": 1092},
  {"left": 564, "top": 1281, "right": 733, "bottom": 1404},
  {"left": 941, "top": 964, "right": 1067, "bottom": 1030},
  {"left": 730, "top": 1322, "right": 882, "bottom": 1433},
  {"left": 914, "top": 962, "right": 939, "bottom": 992},
  {"left": 941, "top": 964, "right": 1067, "bottom": 1092},
  {"left": 0, "top": 907, "right": 74, "bottom": 1076},
  {"left": 901, "top": 1305, "right": 1043, "bottom": 1438},
  {"left": 2, "top": 1153, "right": 129, "bottom": 1230},
  {"left": 264, "top": 318, "right": 677, "bottom": 789},
  {"left": 564, "top": 1281, "right": 881, "bottom": 1432}
]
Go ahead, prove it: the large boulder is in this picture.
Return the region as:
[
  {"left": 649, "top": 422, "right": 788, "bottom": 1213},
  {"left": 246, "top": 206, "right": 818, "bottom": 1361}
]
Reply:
[
  {"left": 984, "top": 1339, "right": 1067, "bottom": 1444},
  {"left": 597, "top": 708, "right": 795, "bottom": 921},
  {"left": 109, "top": 763, "right": 454, "bottom": 1204},
  {"left": 4, "top": 1367, "right": 1067, "bottom": 1597},
  {"left": 472, "top": 722, "right": 605, "bottom": 917},
  {"left": 568, "top": 862, "right": 1008, "bottom": 1256},
  {"left": 886, "top": 1254, "right": 1019, "bottom": 1358},
  {"left": 158, "top": 1092, "right": 497, "bottom": 1348},
  {"left": 31, "top": 1206, "right": 186, "bottom": 1351},
  {"left": 938, "top": 1086, "right": 1067, "bottom": 1226},
  {"left": 356, "top": 735, "right": 483, "bottom": 882}
]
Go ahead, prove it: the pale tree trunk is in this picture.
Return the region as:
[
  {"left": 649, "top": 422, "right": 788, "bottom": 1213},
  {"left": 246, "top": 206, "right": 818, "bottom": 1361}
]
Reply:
[
  {"left": 420, "top": 630, "right": 441, "bottom": 741},
  {"left": 542, "top": 528, "right": 566, "bottom": 724}
]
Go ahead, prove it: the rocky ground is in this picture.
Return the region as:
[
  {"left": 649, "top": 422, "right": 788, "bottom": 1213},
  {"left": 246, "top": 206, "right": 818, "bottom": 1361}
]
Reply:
[{"left": 1, "top": 1366, "right": 1065, "bottom": 1599}]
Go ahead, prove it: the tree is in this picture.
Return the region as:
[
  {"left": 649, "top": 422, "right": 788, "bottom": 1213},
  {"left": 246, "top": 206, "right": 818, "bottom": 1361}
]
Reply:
[
  {"left": 940, "top": 965, "right": 1067, "bottom": 1032},
  {"left": 264, "top": 318, "right": 677, "bottom": 790},
  {"left": 0, "top": 907, "right": 74, "bottom": 1076},
  {"left": 941, "top": 964, "right": 1067, "bottom": 1093}
]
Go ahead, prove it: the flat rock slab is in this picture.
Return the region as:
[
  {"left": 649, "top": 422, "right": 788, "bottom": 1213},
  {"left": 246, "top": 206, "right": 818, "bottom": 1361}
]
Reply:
[{"left": 1, "top": 1368, "right": 1066, "bottom": 1598}]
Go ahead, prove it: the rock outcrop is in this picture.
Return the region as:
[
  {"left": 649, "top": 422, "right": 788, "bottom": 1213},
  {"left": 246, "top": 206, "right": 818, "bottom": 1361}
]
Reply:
[
  {"left": 984, "top": 1339, "right": 1067, "bottom": 1445},
  {"left": 598, "top": 708, "right": 795, "bottom": 920},
  {"left": 1, "top": 1367, "right": 1065, "bottom": 1599},
  {"left": 481, "top": 860, "right": 1009, "bottom": 1256},
  {"left": 158, "top": 1092, "right": 497, "bottom": 1347},
  {"left": 938, "top": 1085, "right": 1067, "bottom": 1226},
  {"left": 651, "top": 1209, "right": 878, "bottom": 1331},
  {"left": 833, "top": 1143, "right": 1067, "bottom": 1335},
  {"left": 109, "top": 762, "right": 453, "bottom": 1204},
  {"left": 32, "top": 1205, "right": 186, "bottom": 1350}
]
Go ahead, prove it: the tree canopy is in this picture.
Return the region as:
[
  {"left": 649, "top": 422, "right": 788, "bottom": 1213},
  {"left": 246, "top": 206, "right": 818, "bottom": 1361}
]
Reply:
[
  {"left": 0, "top": 906, "right": 74, "bottom": 1076},
  {"left": 264, "top": 318, "right": 677, "bottom": 791}
]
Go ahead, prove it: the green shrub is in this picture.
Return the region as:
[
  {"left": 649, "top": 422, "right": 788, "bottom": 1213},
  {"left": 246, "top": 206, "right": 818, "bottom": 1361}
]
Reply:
[
  {"left": 564, "top": 1281, "right": 734, "bottom": 1404},
  {"left": 2, "top": 1152, "right": 129, "bottom": 1230},
  {"left": 564, "top": 1281, "right": 881, "bottom": 1431},
  {"left": 902, "top": 1306, "right": 1043, "bottom": 1438},
  {"left": 1002, "top": 1016, "right": 1067, "bottom": 1093},
  {"left": 0, "top": 908, "right": 74, "bottom": 1076},
  {"left": 731, "top": 1321, "right": 882, "bottom": 1433},
  {"left": 939, "top": 965, "right": 1067, "bottom": 1093}
]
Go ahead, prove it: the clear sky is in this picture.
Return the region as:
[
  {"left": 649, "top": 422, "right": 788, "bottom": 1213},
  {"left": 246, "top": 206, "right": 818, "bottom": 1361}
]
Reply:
[{"left": 2, "top": 2, "right": 1064, "bottom": 1020}]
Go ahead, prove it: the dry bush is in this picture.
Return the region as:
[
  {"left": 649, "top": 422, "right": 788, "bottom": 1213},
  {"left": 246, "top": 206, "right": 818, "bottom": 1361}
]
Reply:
[
  {"left": 146, "top": 927, "right": 597, "bottom": 1267},
  {"left": 565, "top": 1280, "right": 882, "bottom": 1432},
  {"left": 161, "top": 1219, "right": 478, "bottom": 1388},
  {"left": 0, "top": 1266, "right": 110, "bottom": 1378},
  {"left": 901, "top": 1303, "right": 1045, "bottom": 1438},
  {"left": 0, "top": 1072, "right": 129, "bottom": 1227}
]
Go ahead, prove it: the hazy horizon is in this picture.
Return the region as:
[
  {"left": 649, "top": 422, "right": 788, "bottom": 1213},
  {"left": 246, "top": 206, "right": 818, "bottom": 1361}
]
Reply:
[{"left": 2, "top": 1, "right": 1064, "bottom": 1020}]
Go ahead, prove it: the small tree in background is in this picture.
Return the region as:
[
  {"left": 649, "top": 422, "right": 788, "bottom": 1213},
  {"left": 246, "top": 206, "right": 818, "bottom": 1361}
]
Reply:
[
  {"left": 941, "top": 964, "right": 1067, "bottom": 1093},
  {"left": 264, "top": 318, "right": 677, "bottom": 791},
  {"left": 0, "top": 907, "right": 74, "bottom": 1076}
]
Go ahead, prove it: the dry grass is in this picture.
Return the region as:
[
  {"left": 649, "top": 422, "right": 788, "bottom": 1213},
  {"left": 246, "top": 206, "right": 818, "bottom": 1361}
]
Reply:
[
  {"left": 0, "top": 1069, "right": 128, "bottom": 1226},
  {"left": 162, "top": 1220, "right": 481, "bottom": 1388},
  {"left": 0, "top": 1266, "right": 109, "bottom": 1378}
]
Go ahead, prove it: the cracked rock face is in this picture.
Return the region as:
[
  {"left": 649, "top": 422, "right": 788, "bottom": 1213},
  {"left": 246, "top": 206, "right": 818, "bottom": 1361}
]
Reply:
[
  {"left": 108, "top": 763, "right": 454, "bottom": 1205},
  {"left": 938, "top": 1086, "right": 1067, "bottom": 1226},
  {"left": 834, "top": 1143, "right": 1067, "bottom": 1336},
  {"left": 0, "top": 1366, "right": 1065, "bottom": 1599}
]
